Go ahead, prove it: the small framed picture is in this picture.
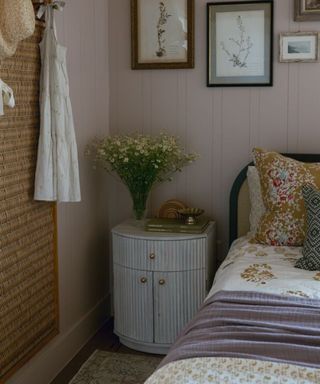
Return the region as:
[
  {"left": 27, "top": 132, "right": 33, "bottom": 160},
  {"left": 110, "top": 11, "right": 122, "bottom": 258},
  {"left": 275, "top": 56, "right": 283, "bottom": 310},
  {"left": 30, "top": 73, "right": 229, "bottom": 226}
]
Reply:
[
  {"left": 295, "top": 0, "right": 320, "bottom": 22},
  {"left": 207, "top": 1, "right": 273, "bottom": 87},
  {"left": 131, "top": 0, "right": 194, "bottom": 70},
  {"left": 279, "top": 32, "right": 319, "bottom": 63}
]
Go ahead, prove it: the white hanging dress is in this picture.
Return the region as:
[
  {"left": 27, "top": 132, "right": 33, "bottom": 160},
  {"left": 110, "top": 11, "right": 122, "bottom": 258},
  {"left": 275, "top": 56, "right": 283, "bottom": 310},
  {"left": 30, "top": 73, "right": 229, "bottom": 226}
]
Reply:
[{"left": 34, "top": 4, "right": 81, "bottom": 202}]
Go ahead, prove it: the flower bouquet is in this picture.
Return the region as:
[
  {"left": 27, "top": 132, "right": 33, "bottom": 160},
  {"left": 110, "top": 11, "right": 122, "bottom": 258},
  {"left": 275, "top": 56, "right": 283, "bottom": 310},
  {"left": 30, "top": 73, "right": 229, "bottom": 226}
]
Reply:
[{"left": 86, "top": 132, "right": 198, "bottom": 220}]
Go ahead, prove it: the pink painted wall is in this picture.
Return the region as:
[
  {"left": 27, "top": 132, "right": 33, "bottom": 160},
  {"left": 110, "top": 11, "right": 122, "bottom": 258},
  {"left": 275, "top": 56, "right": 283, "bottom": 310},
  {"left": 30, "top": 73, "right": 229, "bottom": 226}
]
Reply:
[
  {"left": 6, "top": 1, "right": 320, "bottom": 382},
  {"left": 8, "top": 1, "right": 110, "bottom": 383},
  {"left": 109, "top": 0, "right": 320, "bottom": 259}
]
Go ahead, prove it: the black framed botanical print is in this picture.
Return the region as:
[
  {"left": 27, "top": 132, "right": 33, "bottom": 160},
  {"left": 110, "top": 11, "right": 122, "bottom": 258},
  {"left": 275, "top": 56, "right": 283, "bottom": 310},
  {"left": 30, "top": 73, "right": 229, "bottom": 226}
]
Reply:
[
  {"left": 131, "top": 0, "right": 195, "bottom": 69},
  {"left": 207, "top": 1, "right": 273, "bottom": 87}
]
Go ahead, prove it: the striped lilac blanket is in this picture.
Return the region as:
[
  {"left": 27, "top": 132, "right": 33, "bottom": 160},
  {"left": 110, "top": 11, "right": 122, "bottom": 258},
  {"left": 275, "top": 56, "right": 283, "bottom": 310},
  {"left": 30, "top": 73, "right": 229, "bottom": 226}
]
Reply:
[{"left": 160, "top": 291, "right": 320, "bottom": 369}]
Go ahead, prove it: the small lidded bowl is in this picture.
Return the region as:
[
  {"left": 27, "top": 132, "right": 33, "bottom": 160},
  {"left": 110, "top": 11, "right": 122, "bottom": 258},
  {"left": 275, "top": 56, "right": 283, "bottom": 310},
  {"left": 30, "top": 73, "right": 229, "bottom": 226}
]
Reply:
[{"left": 177, "top": 208, "right": 204, "bottom": 225}]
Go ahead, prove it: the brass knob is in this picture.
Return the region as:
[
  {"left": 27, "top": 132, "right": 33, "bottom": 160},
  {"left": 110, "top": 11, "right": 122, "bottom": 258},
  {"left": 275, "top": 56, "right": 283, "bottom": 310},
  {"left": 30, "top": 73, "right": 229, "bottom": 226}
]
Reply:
[
  {"left": 149, "top": 253, "right": 156, "bottom": 260},
  {"left": 140, "top": 277, "right": 148, "bottom": 284},
  {"left": 159, "top": 279, "right": 165, "bottom": 285}
]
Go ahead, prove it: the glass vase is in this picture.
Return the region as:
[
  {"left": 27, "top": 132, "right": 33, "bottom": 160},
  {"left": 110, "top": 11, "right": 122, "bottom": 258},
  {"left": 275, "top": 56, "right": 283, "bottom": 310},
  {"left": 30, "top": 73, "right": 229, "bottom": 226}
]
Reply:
[{"left": 130, "top": 190, "right": 149, "bottom": 220}]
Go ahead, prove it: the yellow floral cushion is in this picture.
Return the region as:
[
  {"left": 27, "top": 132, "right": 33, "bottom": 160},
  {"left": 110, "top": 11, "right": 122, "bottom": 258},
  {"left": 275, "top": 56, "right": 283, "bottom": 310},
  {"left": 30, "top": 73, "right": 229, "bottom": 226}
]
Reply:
[{"left": 252, "top": 148, "right": 320, "bottom": 246}]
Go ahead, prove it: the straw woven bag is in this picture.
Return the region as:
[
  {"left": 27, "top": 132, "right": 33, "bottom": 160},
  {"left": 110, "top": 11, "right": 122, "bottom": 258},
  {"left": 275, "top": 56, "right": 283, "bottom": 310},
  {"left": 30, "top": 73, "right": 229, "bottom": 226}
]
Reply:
[{"left": 0, "top": 0, "right": 35, "bottom": 60}]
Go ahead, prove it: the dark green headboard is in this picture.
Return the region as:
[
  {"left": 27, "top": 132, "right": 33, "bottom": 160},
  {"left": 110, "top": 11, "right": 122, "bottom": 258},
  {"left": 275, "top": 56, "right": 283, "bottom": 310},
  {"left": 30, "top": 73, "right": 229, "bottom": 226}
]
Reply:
[{"left": 229, "top": 153, "right": 320, "bottom": 247}]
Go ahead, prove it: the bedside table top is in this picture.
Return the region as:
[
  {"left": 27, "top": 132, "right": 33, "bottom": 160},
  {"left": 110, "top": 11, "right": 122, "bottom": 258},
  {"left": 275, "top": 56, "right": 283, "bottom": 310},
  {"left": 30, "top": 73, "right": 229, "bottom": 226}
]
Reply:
[{"left": 112, "top": 219, "right": 215, "bottom": 240}]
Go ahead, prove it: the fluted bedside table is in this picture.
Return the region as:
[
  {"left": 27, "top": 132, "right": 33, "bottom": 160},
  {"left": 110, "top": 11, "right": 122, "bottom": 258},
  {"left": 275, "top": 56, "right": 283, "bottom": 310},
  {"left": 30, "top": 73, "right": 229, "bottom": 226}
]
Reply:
[{"left": 112, "top": 219, "right": 216, "bottom": 354}]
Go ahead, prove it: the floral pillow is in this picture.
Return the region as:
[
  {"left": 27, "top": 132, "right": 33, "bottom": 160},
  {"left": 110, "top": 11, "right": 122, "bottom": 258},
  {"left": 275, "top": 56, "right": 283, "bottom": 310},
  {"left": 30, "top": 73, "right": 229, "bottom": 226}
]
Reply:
[{"left": 252, "top": 148, "right": 320, "bottom": 246}]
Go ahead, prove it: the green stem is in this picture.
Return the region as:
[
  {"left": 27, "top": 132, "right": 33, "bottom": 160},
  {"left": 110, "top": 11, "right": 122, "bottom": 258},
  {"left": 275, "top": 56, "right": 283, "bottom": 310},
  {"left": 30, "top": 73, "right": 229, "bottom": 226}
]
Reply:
[{"left": 130, "top": 189, "right": 150, "bottom": 220}]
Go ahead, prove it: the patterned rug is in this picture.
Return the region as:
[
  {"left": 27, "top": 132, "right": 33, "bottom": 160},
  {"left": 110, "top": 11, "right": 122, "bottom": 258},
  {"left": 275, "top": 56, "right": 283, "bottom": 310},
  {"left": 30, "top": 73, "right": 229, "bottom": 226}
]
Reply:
[{"left": 69, "top": 350, "right": 162, "bottom": 384}]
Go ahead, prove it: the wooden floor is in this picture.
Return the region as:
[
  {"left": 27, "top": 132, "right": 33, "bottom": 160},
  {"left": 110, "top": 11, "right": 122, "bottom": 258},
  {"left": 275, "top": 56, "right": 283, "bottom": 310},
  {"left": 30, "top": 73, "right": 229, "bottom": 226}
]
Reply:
[{"left": 50, "top": 319, "right": 162, "bottom": 384}]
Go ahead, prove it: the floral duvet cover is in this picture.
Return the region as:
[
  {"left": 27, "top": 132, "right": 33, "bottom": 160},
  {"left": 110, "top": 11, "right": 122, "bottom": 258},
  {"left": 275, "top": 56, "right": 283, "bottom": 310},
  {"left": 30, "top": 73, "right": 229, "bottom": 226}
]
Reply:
[
  {"left": 145, "top": 237, "right": 320, "bottom": 384},
  {"left": 208, "top": 236, "right": 320, "bottom": 300}
]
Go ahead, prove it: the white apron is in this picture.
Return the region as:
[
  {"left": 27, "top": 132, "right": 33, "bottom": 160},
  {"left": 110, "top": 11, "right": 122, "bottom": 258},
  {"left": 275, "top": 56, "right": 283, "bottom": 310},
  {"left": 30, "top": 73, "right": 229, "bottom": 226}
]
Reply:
[{"left": 34, "top": 3, "right": 81, "bottom": 202}]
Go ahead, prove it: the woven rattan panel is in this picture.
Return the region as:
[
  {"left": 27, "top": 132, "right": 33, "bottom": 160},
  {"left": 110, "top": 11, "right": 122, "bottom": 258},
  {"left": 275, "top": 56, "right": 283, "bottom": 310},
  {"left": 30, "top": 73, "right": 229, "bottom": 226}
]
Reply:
[{"left": 0, "top": 24, "right": 59, "bottom": 381}]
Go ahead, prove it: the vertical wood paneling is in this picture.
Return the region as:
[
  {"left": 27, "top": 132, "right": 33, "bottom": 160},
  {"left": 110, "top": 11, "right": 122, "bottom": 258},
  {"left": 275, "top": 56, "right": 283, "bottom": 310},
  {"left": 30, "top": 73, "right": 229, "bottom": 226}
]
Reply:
[
  {"left": 297, "top": 69, "right": 320, "bottom": 153},
  {"left": 249, "top": 89, "right": 261, "bottom": 150},
  {"left": 56, "top": 0, "right": 110, "bottom": 327},
  {"left": 151, "top": 72, "right": 179, "bottom": 133},
  {"left": 94, "top": 0, "right": 110, "bottom": 135},
  {"left": 286, "top": 0, "right": 300, "bottom": 153},
  {"left": 142, "top": 72, "right": 153, "bottom": 134},
  {"left": 259, "top": 0, "right": 289, "bottom": 151},
  {"left": 287, "top": 63, "right": 300, "bottom": 152},
  {"left": 219, "top": 89, "right": 251, "bottom": 249},
  {"left": 211, "top": 89, "right": 224, "bottom": 250},
  {"left": 109, "top": 0, "right": 320, "bottom": 260},
  {"left": 116, "top": 0, "right": 143, "bottom": 134},
  {"left": 151, "top": 72, "right": 180, "bottom": 208}
]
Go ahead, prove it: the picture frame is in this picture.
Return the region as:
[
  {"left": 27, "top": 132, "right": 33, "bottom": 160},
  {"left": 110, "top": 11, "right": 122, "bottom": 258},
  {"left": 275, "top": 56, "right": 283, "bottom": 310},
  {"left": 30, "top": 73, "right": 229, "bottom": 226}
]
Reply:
[
  {"left": 207, "top": 1, "right": 273, "bottom": 87},
  {"left": 295, "top": 0, "right": 320, "bottom": 22},
  {"left": 279, "top": 32, "right": 320, "bottom": 63},
  {"left": 131, "top": 0, "right": 194, "bottom": 70}
]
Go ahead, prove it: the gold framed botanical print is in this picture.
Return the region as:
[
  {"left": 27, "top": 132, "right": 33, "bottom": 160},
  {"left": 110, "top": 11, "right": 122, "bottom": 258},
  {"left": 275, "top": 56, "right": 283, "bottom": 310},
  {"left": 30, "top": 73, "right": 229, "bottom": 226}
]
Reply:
[
  {"left": 131, "top": 0, "right": 195, "bottom": 69},
  {"left": 295, "top": 0, "right": 320, "bottom": 21}
]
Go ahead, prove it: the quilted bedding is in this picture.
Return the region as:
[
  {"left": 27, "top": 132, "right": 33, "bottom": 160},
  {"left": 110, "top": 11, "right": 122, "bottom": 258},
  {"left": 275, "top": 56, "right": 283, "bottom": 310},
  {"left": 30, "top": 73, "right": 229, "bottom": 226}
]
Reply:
[
  {"left": 145, "top": 237, "right": 320, "bottom": 384},
  {"left": 208, "top": 236, "right": 320, "bottom": 300}
]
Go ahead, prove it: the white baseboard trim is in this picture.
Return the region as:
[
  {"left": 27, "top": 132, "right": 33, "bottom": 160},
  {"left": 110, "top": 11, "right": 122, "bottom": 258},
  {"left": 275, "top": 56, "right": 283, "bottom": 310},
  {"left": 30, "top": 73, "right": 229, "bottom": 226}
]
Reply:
[{"left": 7, "top": 294, "right": 111, "bottom": 384}]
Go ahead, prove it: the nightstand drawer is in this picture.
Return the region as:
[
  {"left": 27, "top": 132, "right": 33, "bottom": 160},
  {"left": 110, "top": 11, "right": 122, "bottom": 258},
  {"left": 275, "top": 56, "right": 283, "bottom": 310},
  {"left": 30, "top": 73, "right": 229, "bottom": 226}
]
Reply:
[{"left": 113, "top": 234, "right": 207, "bottom": 271}]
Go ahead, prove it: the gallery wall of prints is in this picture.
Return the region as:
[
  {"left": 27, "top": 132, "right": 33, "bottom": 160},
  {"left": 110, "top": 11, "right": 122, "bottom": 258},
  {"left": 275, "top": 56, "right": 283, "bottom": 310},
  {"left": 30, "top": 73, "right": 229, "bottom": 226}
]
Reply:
[{"left": 0, "top": 19, "right": 59, "bottom": 383}]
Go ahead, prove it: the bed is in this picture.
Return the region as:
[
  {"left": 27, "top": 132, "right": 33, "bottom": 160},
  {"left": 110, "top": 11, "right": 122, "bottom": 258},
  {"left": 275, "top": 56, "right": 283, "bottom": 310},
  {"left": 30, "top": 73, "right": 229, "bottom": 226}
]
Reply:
[{"left": 145, "top": 153, "right": 320, "bottom": 384}]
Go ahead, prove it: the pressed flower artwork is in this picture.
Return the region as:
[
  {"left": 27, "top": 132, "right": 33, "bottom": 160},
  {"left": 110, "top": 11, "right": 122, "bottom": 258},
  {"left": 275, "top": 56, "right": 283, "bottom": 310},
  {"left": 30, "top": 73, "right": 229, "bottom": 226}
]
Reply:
[
  {"left": 207, "top": 1, "right": 273, "bottom": 86},
  {"left": 220, "top": 15, "right": 253, "bottom": 69},
  {"left": 131, "top": 0, "right": 194, "bottom": 69},
  {"left": 156, "top": 2, "right": 171, "bottom": 57}
]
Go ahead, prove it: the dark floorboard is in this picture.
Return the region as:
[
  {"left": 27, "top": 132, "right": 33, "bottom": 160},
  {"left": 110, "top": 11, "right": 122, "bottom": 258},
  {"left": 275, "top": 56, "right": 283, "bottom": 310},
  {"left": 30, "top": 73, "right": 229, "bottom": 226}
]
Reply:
[{"left": 50, "top": 319, "right": 162, "bottom": 384}]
